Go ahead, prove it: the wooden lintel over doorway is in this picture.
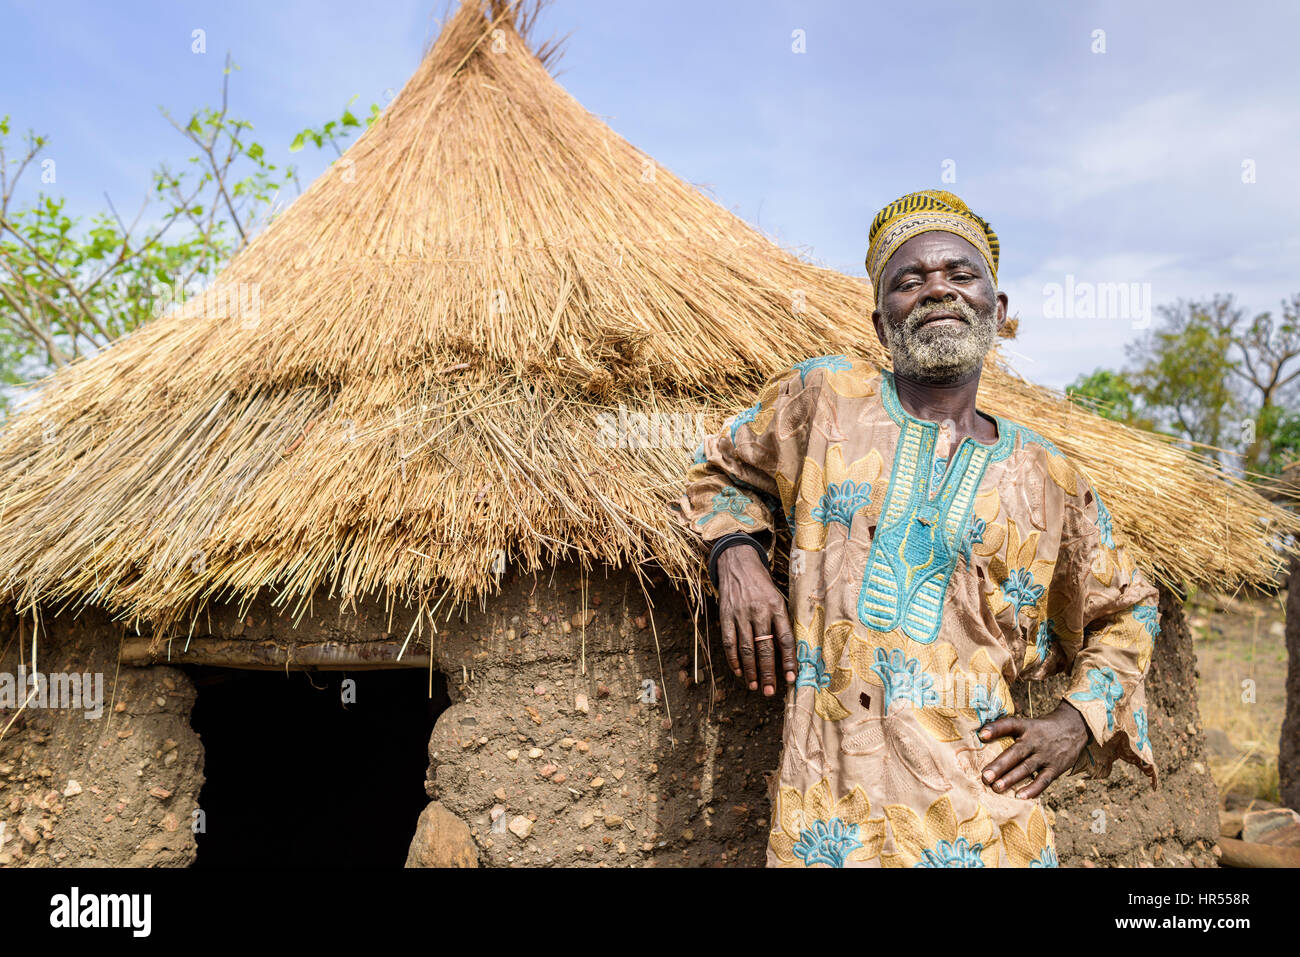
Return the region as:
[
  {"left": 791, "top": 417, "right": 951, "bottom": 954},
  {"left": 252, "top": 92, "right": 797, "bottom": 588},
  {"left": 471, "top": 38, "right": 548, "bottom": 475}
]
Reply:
[{"left": 120, "top": 636, "right": 430, "bottom": 670}]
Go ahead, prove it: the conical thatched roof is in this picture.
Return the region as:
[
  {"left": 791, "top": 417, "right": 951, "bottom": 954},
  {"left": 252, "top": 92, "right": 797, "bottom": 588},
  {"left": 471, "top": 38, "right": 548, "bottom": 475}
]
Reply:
[{"left": 0, "top": 0, "right": 1296, "bottom": 639}]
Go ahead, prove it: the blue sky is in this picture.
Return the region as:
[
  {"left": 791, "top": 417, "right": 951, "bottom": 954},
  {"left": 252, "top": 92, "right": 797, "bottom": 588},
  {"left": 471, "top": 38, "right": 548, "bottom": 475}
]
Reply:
[{"left": 3, "top": 0, "right": 1298, "bottom": 389}]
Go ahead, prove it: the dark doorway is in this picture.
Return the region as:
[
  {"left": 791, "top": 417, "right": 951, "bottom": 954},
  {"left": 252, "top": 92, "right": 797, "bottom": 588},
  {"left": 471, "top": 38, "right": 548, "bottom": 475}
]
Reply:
[{"left": 187, "top": 667, "right": 448, "bottom": 867}]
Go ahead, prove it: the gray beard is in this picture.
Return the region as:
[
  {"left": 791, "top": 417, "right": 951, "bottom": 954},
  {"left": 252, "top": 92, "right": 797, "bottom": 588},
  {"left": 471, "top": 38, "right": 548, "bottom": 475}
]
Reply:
[{"left": 881, "top": 298, "right": 999, "bottom": 385}]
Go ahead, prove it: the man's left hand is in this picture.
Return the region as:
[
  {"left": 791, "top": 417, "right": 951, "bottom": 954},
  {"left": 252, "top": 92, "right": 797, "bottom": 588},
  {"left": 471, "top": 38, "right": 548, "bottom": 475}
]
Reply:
[{"left": 978, "top": 701, "right": 1089, "bottom": 799}]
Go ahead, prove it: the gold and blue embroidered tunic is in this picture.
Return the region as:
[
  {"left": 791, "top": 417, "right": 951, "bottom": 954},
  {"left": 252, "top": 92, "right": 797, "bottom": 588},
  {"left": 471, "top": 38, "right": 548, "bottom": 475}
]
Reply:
[{"left": 675, "top": 354, "right": 1160, "bottom": 868}]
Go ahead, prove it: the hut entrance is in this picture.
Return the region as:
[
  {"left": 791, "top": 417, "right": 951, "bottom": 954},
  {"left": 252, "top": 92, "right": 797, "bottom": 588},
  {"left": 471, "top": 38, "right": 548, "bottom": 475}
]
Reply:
[{"left": 186, "top": 667, "right": 448, "bottom": 867}]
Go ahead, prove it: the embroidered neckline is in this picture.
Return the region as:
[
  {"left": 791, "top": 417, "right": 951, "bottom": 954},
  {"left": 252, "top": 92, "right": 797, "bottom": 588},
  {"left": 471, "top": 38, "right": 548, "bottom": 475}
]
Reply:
[
  {"left": 879, "top": 369, "right": 1014, "bottom": 463},
  {"left": 858, "top": 370, "right": 1011, "bottom": 644}
]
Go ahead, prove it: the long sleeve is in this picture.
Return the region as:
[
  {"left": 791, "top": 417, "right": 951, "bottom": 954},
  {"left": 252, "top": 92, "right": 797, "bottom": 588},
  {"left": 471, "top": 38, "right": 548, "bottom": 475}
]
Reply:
[
  {"left": 1046, "top": 473, "right": 1161, "bottom": 788},
  {"left": 673, "top": 359, "right": 826, "bottom": 560}
]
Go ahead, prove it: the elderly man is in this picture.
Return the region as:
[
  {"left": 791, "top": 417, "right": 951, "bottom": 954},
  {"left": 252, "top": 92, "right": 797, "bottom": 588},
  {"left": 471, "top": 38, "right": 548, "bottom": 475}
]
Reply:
[{"left": 675, "top": 190, "right": 1160, "bottom": 867}]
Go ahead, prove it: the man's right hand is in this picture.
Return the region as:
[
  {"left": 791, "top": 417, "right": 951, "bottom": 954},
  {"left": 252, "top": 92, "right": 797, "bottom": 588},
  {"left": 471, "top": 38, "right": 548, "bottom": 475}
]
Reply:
[{"left": 716, "top": 545, "right": 796, "bottom": 697}]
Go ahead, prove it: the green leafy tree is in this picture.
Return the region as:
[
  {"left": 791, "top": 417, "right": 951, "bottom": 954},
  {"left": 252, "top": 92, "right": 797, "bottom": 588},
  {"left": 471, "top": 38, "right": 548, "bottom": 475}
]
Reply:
[
  {"left": 286, "top": 95, "right": 381, "bottom": 194},
  {"left": 1065, "top": 368, "right": 1155, "bottom": 431},
  {"left": 1229, "top": 293, "right": 1300, "bottom": 474},
  {"left": 1125, "top": 296, "right": 1244, "bottom": 460},
  {"left": 1066, "top": 294, "right": 1300, "bottom": 477},
  {"left": 1255, "top": 402, "right": 1300, "bottom": 478}
]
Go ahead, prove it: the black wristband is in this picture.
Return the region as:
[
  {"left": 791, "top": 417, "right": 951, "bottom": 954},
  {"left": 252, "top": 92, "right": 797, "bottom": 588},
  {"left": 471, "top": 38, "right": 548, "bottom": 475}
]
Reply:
[{"left": 707, "top": 531, "right": 771, "bottom": 590}]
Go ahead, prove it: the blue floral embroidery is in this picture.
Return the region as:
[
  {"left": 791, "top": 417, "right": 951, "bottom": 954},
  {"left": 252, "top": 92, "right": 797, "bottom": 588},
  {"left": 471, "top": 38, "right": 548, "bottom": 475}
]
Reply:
[
  {"left": 701, "top": 487, "right": 755, "bottom": 527},
  {"left": 1001, "top": 567, "right": 1045, "bottom": 617},
  {"left": 932, "top": 456, "right": 948, "bottom": 484},
  {"left": 960, "top": 516, "right": 986, "bottom": 564},
  {"left": 792, "top": 818, "right": 862, "bottom": 867},
  {"left": 971, "top": 684, "right": 1007, "bottom": 728},
  {"left": 1132, "top": 603, "right": 1161, "bottom": 637},
  {"left": 791, "top": 354, "right": 852, "bottom": 384},
  {"left": 796, "top": 640, "right": 831, "bottom": 691},
  {"left": 915, "top": 837, "right": 985, "bottom": 868},
  {"left": 730, "top": 477, "right": 781, "bottom": 517},
  {"left": 811, "top": 479, "right": 873, "bottom": 528},
  {"left": 1069, "top": 666, "right": 1124, "bottom": 731},
  {"left": 870, "top": 648, "right": 937, "bottom": 711},
  {"left": 728, "top": 402, "right": 761, "bottom": 442},
  {"left": 1134, "top": 706, "right": 1150, "bottom": 753},
  {"left": 1095, "top": 495, "right": 1115, "bottom": 548},
  {"left": 1032, "top": 617, "right": 1058, "bottom": 664},
  {"left": 1030, "top": 847, "right": 1060, "bottom": 868}
]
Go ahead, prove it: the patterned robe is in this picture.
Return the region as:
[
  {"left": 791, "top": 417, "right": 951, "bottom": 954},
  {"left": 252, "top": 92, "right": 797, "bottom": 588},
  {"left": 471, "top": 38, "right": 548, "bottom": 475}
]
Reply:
[{"left": 675, "top": 354, "right": 1160, "bottom": 868}]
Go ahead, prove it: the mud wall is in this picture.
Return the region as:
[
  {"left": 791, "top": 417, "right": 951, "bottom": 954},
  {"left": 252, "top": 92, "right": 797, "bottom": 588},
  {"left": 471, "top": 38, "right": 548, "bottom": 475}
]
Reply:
[
  {"left": 1, "top": 569, "right": 788, "bottom": 868},
  {"left": 422, "top": 565, "right": 785, "bottom": 867},
  {"left": 0, "top": 605, "right": 203, "bottom": 867},
  {"left": 1282, "top": 555, "right": 1300, "bottom": 812}
]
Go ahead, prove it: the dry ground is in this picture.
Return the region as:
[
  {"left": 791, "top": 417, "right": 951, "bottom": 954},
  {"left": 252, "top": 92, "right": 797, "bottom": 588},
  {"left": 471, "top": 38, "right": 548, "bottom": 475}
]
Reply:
[{"left": 1189, "top": 590, "right": 1288, "bottom": 808}]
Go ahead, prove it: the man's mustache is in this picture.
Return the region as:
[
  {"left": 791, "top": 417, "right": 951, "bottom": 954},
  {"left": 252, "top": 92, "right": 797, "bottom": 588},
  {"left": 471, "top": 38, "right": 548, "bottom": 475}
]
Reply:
[{"left": 906, "top": 299, "right": 981, "bottom": 333}]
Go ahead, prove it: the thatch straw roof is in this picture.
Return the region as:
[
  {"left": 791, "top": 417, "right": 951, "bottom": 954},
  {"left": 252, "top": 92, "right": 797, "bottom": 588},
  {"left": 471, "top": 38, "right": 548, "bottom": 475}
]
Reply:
[{"left": 0, "top": 0, "right": 1296, "bottom": 640}]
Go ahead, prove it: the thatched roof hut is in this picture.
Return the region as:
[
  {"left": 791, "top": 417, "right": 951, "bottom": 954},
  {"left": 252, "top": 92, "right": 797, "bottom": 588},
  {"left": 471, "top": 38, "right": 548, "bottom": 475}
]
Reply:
[{"left": 0, "top": 0, "right": 1289, "bottom": 868}]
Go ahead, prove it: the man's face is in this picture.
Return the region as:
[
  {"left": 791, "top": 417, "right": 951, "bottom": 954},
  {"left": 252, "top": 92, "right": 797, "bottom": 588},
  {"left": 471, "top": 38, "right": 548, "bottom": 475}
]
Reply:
[{"left": 871, "top": 232, "right": 1008, "bottom": 384}]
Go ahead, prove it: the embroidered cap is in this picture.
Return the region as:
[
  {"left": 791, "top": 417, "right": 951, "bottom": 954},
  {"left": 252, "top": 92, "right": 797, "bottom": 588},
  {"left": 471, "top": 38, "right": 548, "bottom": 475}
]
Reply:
[{"left": 865, "top": 189, "right": 999, "bottom": 295}]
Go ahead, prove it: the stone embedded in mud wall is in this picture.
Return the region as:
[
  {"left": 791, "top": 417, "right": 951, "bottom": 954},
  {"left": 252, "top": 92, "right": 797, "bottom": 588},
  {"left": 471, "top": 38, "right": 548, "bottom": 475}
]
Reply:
[
  {"left": 405, "top": 800, "right": 478, "bottom": 867},
  {"left": 0, "top": 606, "right": 204, "bottom": 867}
]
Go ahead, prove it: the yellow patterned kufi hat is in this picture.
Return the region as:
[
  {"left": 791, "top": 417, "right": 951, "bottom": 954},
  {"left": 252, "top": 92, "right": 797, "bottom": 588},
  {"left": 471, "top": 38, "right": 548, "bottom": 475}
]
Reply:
[{"left": 865, "top": 189, "right": 999, "bottom": 295}]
